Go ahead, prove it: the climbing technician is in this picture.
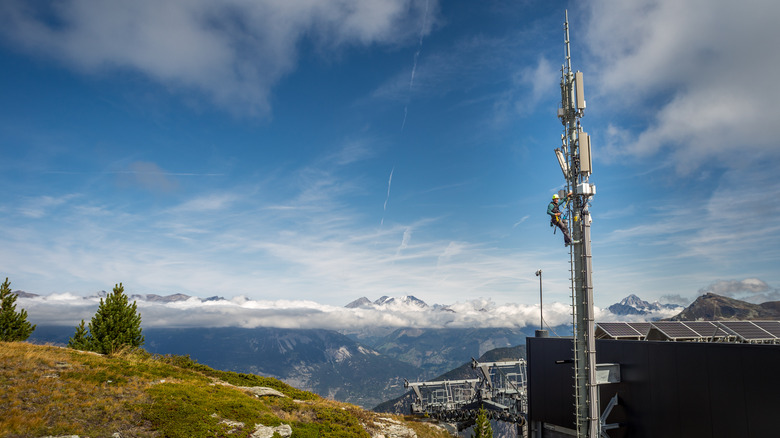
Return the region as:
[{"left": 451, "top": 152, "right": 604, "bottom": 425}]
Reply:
[{"left": 548, "top": 192, "right": 575, "bottom": 246}]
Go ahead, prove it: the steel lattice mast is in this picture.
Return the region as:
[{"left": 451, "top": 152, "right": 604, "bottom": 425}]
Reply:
[{"left": 555, "top": 10, "right": 599, "bottom": 438}]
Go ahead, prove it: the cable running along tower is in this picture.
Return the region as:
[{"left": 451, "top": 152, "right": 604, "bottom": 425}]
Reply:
[{"left": 555, "top": 11, "right": 599, "bottom": 438}]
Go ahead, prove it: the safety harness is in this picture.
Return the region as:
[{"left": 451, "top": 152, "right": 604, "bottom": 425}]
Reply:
[{"left": 549, "top": 199, "right": 568, "bottom": 232}]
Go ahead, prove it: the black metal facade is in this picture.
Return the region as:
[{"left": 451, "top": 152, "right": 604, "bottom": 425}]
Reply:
[{"left": 527, "top": 337, "right": 780, "bottom": 437}]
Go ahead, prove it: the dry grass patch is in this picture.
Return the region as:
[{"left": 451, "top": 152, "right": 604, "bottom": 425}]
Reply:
[
  {"left": 1, "top": 342, "right": 454, "bottom": 438},
  {"left": 0, "top": 342, "right": 158, "bottom": 437}
]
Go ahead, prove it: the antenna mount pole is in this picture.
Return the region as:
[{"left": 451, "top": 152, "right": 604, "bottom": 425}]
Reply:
[{"left": 557, "top": 10, "right": 599, "bottom": 438}]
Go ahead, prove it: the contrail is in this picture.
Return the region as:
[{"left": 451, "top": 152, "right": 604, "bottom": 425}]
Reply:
[
  {"left": 381, "top": 167, "right": 395, "bottom": 226},
  {"left": 401, "top": 0, "right": 430, "bottom": 131}
]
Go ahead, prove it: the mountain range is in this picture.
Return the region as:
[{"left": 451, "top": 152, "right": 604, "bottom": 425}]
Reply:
[
  {"left": 23, "top": 292, "right": 778, "bottom": 411},
  {"left": 28, "top": 324, "right": 539, "bottom": 409},
  {"left": 607, "top": 293, "right": 683, "bottom": 316},
  {"left": 14, "top": 290, "right": 225, "bottom": 303},
  {"left": 141, "top": 327, "right": 419, "bottom": 408},
  {"left": 347, "top": 295, "right": 429, "bottom": 309}
]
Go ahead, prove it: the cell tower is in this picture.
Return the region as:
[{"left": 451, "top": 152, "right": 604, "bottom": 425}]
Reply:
[{"left": 555, "top": 11, "right": 599, "bottom": 438}]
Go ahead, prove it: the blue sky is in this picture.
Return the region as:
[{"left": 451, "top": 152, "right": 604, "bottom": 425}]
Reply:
[{"left": 2, "top": 0, "right": 780, "bottom": 311}]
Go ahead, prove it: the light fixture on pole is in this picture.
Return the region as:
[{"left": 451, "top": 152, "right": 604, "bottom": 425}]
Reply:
[{"left": 535, "top": 269, "right": 547, "bottom": 338}]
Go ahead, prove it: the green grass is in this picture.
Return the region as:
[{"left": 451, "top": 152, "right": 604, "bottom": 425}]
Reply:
[
  {"left": 156, "top": 353, "right": 317, "bottom": 401},
  {"left": 143, "top": 382, "right": 279, "bottom": 437},
  {"left": 0, "top": 342, "right": 454, "bottom": 438}
]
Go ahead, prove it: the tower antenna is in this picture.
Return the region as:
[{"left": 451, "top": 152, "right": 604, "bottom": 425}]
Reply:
[{"left": 556, "top": 10, "right": 599, "bottom": 438}]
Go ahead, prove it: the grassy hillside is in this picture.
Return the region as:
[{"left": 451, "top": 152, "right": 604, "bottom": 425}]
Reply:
[{"left": 0, "top": 342, "right": 452, "bottom": 438}]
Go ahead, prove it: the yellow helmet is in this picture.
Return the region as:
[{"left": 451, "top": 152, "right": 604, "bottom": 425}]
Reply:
[{"left": 552, "top": 194, "right": 559, "bottom": 200}]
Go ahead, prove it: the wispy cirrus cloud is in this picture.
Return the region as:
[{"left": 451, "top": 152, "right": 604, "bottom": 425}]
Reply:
[
  {"left": 169, "top": 193, "right": 240, "bottom": 213},
  {"left": 602, "top": 166, "right": 780, "bottom": 263},
  {"left": 18, "top": 194, "right": 80, "bottom": 218},
  {"left": 370, "top": 32, "right": 523, "bottom": 104},
  {"left": 2, "top": 152, "right": 571, "bottom": 306}
]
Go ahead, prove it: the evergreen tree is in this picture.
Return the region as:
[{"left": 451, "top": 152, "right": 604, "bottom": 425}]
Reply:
[
  {"left": 0, "top": 277, "right": 36, "bottom": 342},
  {"left": 67, "top": 319, "right": 92, "bottom": 351},
  {"left": 472, "top": 405, "right": 493, "bottom": 438},
  {"left": 87, "top": 283, "right": 144, "bottom": 354}
]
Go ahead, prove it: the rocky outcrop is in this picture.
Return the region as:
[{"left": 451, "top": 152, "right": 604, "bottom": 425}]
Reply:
[
  {"left": 250, "top": 424, "right": 293, "bottom": 438},
  {"left": 669, "top": 293, "right": 780, "bottom": 321},
  {"left": 238, "top": 386, "right": 287, "bottom": 398},
  {"left": 367, "top": 417, "right": 418, "bottom": 438},
  {"left": 210, "top": 413, "right": 292, "bottom": 437}
]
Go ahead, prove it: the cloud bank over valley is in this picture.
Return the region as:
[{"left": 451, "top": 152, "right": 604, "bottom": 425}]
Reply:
[{"left": 18, "top": 293, "right": 682, "bottom": 330}]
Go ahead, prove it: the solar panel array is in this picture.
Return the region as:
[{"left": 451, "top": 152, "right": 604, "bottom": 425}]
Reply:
[{"left": 595, "top": 320, "right": 780, "bottom": 343}]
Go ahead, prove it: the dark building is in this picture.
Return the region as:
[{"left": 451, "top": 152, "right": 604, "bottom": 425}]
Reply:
[{"left": 527, "top": 335, "right": 780, "bottom": 437}]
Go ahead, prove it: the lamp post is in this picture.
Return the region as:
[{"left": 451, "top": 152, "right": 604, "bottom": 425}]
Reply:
[{"left": 535, "top": 270, "right": 547, "bottom": 338}]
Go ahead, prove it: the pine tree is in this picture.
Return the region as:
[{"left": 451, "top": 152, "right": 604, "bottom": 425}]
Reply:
[
  {"left": 0, "top": 277, "right": 36, "bottom": 342},
  {"left": 472, "top": 405, "right": 493, "bottom": 438},
  {"left": 68, "top": 319, "right": 92, "bottom": 351},
  {"left": 87, "top": 283, "right": 144, "bottom": 354}
]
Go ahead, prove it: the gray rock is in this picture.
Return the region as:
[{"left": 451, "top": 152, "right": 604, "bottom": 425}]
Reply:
[
  {"left": 249, "top": 424, "right": 292, "bottom": 438},
  {"left": 239, "top": 386, "right": 287, "bottom": 398}
]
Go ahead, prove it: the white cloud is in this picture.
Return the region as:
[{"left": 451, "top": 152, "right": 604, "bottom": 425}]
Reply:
[
  {"left": 0, "top": 0, "right": 439, "bottom": 117},
  {"left": 699, "top": 278, "right": 768, "bottom": 295},
  {"left": 584, "top": 0, "right": 780, "bottom": 173},
  {"left": 510, "top": 56, "right": 556, "bottom": 116},
  {"left": 19, "top": 293, "right": 577, "bottom": 329},
  {"left": 595, "top": 306, "right": 682, "bottom": 323},
  {"left": 697, "top": 278, "right": 780, "bottom": 304}
]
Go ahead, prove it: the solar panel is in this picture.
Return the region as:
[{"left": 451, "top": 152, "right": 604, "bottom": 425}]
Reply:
[
  {"left": 598, "top": 319, "right": 780, "bottom": 343},
  {"left": 628, "top": 322, "right": 651, "bottom": 337},
  {"left": 684, "top": 321, "right": 729, "bottom": 338},
  {"left": 597, "top": 322, "right": 641, "bottom": 338},
  {"left": 651, "top": 321, "right": 699, "bottom": 339},
  {"left": 719, "top": 321, "right": 775, "bottom": 340},
  {"left": 752, "top": 321, "right": 780, "bottom": 338}
]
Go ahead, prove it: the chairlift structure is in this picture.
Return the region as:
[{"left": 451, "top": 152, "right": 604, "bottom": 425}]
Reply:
[{"left": 404, "top": 358, "right": 528, "bottom": 429}]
